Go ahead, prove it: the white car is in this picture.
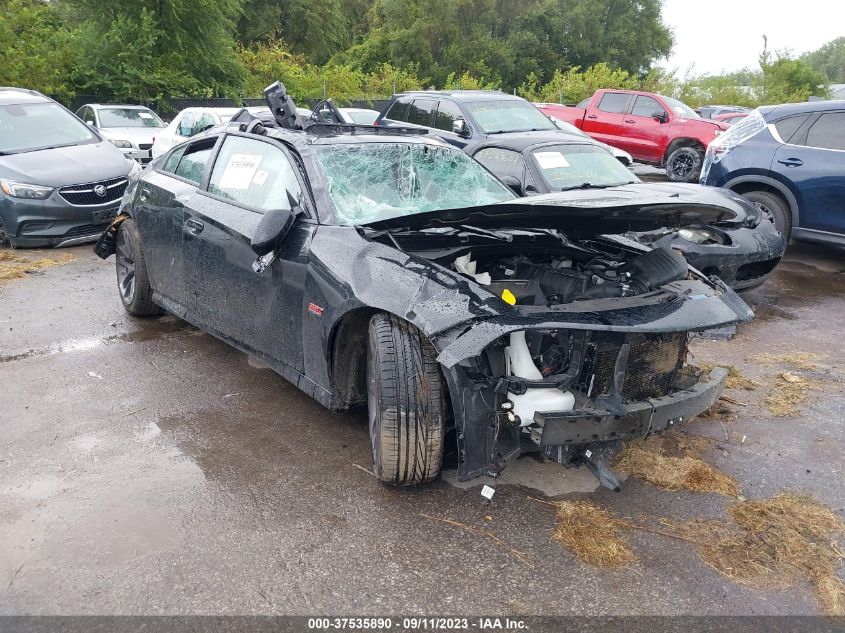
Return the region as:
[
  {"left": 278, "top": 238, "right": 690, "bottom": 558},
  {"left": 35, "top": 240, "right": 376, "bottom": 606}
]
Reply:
[
  {"left": 151, "top": 107, "right": 268, "bottom": 159},
  {"left": 76, "top": 104, "right": 166, "bottom": 164}
]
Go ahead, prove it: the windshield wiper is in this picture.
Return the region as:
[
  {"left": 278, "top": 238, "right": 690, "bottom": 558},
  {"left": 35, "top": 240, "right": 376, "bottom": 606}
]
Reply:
[{"left": 450, "top": 224, "right": 513, "bottom": 241}]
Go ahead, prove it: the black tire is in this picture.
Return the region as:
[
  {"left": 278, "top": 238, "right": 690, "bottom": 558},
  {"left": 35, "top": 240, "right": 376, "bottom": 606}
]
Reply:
[
  {"left": 665, "top": 146, "right": 704, "bottom": 183},
  {"left": 740, "top": 190, "right": 792, "bottom": 242},
  {"left": 115, "top": 219, "right": 163, "bottom": 316},
  {"left": 367, "top": 313, "right": 446, "bottom": 485}
]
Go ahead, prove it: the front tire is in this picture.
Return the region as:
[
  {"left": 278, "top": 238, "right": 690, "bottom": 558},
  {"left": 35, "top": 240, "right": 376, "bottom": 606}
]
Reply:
[
  {"left": 740, "top": 190, "right": 792, "bottom": 242},
  {"left": 367, "top": 313, "right": 446, "bottom": 485},
  {"left": 665, "top": 146, "right": 703, "bottom": 183},
  {"left": 115, "top": 219, "right": 163, "bottom": 316}
]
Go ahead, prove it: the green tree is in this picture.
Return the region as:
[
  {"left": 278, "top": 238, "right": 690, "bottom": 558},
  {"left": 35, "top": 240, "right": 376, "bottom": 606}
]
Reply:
[
  {"left": 761, "top": 52, "right": 830, "bottom": 104},
  {"left": 0, "top": 0, "right": 78, "bottom": 99},
  {"left": 70, "top": 0, "right": 245, "bottom": 101},
  {"left": 801, "top": 37, "right": 845, "bottom": 84}
]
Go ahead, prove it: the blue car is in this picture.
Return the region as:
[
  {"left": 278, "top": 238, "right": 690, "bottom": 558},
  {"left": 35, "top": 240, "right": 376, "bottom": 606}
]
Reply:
[{"left": 700, "top": 101, "right": 845, "bottom": 245}]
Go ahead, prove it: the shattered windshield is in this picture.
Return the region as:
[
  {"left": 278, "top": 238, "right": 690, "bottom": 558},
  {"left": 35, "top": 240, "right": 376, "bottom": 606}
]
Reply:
[
  {"left": 530, "top": 144, "right": 639, "bottom": 191},
  {"left": 465, "top": 100, "right": 557, "bottom": 133},
  {"left": 313, "top": 142, "right": 515, "bottom": 225}
]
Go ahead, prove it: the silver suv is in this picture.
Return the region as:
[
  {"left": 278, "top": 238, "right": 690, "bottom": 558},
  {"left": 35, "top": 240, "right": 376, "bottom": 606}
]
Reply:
[{"left": 0, "top": 88, "right": 138, "bottom": 248}]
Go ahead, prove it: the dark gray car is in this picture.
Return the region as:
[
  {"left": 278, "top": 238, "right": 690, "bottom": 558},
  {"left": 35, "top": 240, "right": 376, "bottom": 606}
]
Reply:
[{"left": 0, "top": 88, "right": 138, "bottom": 248}]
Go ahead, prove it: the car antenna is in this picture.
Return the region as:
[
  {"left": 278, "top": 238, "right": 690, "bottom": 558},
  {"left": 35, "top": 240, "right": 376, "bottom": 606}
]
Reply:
[{"left": 264, "top": 81, "right": 302, "bottom": 130}]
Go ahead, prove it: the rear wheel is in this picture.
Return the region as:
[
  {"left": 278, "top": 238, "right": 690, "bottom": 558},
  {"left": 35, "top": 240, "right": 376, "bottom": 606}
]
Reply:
[
  {"left": 115, "top": 219, "right": 163, "bottom": 316},
  {"left": 367, "top": 313, "right": 446, "bottom": 485},
  {"left": 665, "top": 146, "right": 704, "bottom": 182},
  {"left": 740, "top": 190, "right": 792, "bottom": 242}
]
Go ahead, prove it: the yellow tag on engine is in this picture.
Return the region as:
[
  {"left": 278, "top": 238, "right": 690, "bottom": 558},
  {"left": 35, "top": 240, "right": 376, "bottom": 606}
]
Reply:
[{"left": 501, "top": 289, "right": 517, "bottom": 305}]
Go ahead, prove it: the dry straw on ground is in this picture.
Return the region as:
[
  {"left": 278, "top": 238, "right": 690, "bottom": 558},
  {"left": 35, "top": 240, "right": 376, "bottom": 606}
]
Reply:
[
  {"left": 701, "top": 364, "right": 757, "bottom": 390},
  {"left": 751, "top": 352, "right": 824, "bottom": 371},
  {"left": 613, "top": 433, "right": 739, "bottom": 497},
  {"left": 696, "top": 400, "right": 738, "bottom": 423},
  {"left": 0, "top": 251, "right": 74, "bottom": 282},
  {"left": 668, "top": 493, "right": 845, "bottom": 615},
  {"left": 764, "top": 371, "right": 820, "bottom": 417},
  {"left": 546, "top": 499, "right": 637, "bottom": 568}
]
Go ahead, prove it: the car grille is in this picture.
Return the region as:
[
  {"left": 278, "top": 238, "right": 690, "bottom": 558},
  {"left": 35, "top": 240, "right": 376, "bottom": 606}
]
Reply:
[
  {"left": 138, "top": 143, "right": 153, "bottom": 150},
  {"left": 63, "top": 222, "right": 111, "bottom": 239},
  {"left": 577, "top": 333, "right": 687, "bottom": 402},
  {"left": 59, "top": 177, "right": 128, "bottom": 206}
]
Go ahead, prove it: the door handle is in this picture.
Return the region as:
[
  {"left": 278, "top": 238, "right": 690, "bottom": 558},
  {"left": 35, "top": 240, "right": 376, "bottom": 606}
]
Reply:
[
  {"left": 139, "top": 188, "right": 150, "bottom": 202},
  {"left": 185, "top": 218, "right": 204, "bottom": 234},
  {"left": 624, "top": 119, "right": 635, "bottom": 123},
  {"left": 777, "top": 158, "right": 803, "bottom": 167},
  {"left": 586, "top": 114, "right": 598, "bottom": 119}
]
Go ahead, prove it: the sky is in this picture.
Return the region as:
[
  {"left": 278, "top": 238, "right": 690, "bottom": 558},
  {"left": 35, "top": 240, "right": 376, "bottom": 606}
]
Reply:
[{"left": 660, "top": 0, "right": 845, "bottom": 77}]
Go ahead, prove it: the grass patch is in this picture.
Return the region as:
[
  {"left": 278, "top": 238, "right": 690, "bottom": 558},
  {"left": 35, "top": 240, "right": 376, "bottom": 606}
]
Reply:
[
  {"left": 549, "top": 500, "right": 637, "bottom": 568},
  {"left": 0, "top": 251, "right": 74, "bottom": 282},
  {"left": 764, "top": 371, "right": 820, "bottom": 417},
  {"left": 670, "top": 493, "right": 845, "bottom": 615},
  {"left": 751, "top": 352, "right": 824, "bottom": 371}
]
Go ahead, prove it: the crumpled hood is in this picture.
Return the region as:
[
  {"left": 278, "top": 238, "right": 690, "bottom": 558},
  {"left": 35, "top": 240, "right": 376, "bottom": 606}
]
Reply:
[
  {"left": 364, "top": 184, "right": 751, "bottom": 236},
  {"left": 0, "top": 141, "right": 133, "bottom": 187}
]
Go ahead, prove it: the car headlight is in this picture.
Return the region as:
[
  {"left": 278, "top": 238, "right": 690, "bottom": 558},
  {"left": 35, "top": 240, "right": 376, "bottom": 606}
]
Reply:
[
  {"left": 677, "top": 227, "right": 722, "bottom": 244},
  {"left": 0, "top": 179, "right": 54, "bottom": 200},
  {"left": 110, "top": 139, "right": 133, "bottom": 149}
]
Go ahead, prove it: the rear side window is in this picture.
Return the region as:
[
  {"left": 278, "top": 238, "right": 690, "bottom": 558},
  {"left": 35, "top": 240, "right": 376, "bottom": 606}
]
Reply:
[
  {"left": 774, "top": 114, "right": 810, "bottom": 143},
  {"left": 173, "top": 137, "right": 217, "bottom": 185},
  {"left": 407, "top": 99, "right": 436, "bottom": 127},
  {"left": 208, "top": 135, "right": 302, "bottom": 212},
  {"left": 385, "top": 99, "right": 411, "bottom": 122},
  {"left": 162, "top": 146, "right": 186, "bottom": 174},
  {"left": 597, "top": 93, "right": 631, "bottom": 114},
  {"left": 434, "top": 100, "right": 464, "bottom": 131},
  {"left": 474, "top": 147, "right": 526, "bottom": 182},
  {"left": 804, "top": 112, "right": 845, "bottom": 151}
]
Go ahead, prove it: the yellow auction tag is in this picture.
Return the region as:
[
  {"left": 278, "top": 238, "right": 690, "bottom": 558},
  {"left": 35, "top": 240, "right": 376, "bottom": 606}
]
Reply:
[{"left": 501, "top": 288, "right": 517, "bottom": 305}]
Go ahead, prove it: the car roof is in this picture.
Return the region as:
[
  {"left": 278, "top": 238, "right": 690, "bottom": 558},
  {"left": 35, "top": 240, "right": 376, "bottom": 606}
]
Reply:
[
  {"left": 761, "top": 100, "right": 845, "bottom": 120},
  {"left": 465, "top": 133, "right": 600, "bottom": 154},
  {"left": 0, "top": 87, "right": 51, "bottom": 106},
  {"left": 394, "top": 90, "right": 520, "bottom": 102}
]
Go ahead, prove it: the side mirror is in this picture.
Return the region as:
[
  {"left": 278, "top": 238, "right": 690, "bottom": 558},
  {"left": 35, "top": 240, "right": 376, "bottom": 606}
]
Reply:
[
  {"left": 251, "top": 206, "right": 295, "bottom": 256},
  {"left": 652, "top": 110, "right": 668, "bottom": 123},
  {"left": 452, "top": 119, "right": 469, "bottom": 137},
  {"left": 86, "top": 120, "right": 95, "bottom": 127},
  {"left": 500, "top": 175, "right": 523, "bottom": 196}
]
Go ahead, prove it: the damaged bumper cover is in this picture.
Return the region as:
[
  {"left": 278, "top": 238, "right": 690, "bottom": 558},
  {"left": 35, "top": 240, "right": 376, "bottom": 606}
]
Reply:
[{"left": 537, "top": 366, "right": 727, "bottom": 446}]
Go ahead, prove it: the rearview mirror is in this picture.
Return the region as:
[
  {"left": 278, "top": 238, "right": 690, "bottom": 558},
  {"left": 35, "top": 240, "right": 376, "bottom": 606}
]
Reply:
[
  {"left": 452, "top": 119, "right": 469, "bottom": 137},
  {"left": 500, "top": 175, "right": 523, "bottom": 196},
  {"left": 251, "top": 206, "right": 295, "bottom": 256},
  {"left": 652, "top": 109, "right": 668, "bottom": 123}
]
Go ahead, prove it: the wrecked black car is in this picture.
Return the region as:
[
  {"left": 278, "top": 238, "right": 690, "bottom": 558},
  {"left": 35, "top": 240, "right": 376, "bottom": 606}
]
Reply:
[
  {"left": 95, "top": 84, "right": 753, "bottom": 490},
  {"left": 467, "top": 135, "right": 787, "bottom": 291}
]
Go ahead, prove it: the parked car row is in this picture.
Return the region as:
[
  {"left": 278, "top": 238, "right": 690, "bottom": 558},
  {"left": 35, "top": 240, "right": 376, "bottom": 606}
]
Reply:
[{"left": 93, "top": 83, "right": 755, "bottom": 489}]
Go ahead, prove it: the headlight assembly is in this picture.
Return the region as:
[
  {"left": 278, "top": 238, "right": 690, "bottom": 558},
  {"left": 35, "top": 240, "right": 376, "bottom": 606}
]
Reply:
[
  {"left": 677, "top": 227, "right": 723, "bottom": 245},
  {"left": 0, "top": 179, "right": 54, "bottom": 200},
  {"left": 110, "top": 139, "right": 133, "bottom": 149}
]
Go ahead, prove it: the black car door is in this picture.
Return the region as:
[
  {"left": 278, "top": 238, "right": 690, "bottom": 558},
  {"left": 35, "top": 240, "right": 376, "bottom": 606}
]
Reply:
[
  {"left": 131, "top": 136, "right": 219, "bottom": 309},
  {"left": 433, "top": 100, "right": 471, "bottom": 148},
  {"left": 181, "top": 132, "right": 313, "bottom": 373}
]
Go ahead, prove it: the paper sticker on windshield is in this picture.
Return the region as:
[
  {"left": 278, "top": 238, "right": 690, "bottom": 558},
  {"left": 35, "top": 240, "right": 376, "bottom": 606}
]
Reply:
[
  {"left": 138, "top": 112, "right": 153, "bottom": 119},
  {"left": 535, "top": 152, "right": 570, "bottom": 169},
  {"left": 219, "top": 154, "right": 263, "bottom": 190},
  {"left": 253, "top": 170, "right": 269, "bottom": 186}
]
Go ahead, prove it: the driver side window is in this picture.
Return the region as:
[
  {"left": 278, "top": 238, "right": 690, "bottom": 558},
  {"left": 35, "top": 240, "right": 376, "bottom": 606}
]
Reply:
[{"left": 207, "top": 135, "right": 303, "bottom": 212}]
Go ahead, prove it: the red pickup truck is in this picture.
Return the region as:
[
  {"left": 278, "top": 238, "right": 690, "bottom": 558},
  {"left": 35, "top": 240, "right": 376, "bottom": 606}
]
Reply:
[{"left": 536, "top": 90, "right": 729, "bottom": 182}]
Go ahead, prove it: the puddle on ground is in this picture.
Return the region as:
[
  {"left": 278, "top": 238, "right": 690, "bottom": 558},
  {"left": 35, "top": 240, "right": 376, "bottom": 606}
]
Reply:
[
  {"left": 442, "top": 453, "right": 607, "bottom": 496},
  {"left": 743, "top": 259, "right": 843, "bottom": 321}
]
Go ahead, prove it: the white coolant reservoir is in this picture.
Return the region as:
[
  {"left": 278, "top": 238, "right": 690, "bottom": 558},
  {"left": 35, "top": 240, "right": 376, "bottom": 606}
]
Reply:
[{"left": 505, "top": 331, "right": 575, "bottom": 426}]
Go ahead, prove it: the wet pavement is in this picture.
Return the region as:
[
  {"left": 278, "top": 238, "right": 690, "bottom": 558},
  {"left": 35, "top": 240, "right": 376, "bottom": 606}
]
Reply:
[{"left": 0, "top": 239, "right": 843, "bottom": 616}]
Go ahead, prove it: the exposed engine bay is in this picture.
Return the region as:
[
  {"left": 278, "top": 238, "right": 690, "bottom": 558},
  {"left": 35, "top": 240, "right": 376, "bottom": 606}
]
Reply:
[{"left": 449, "top": 244, "right": 689, "bottom": 306}]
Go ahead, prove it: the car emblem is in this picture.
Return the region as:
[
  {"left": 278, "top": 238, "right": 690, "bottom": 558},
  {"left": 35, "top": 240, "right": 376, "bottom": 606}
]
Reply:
[{"left": 93, "top": 185, "right": 108, "bottom": 197}]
